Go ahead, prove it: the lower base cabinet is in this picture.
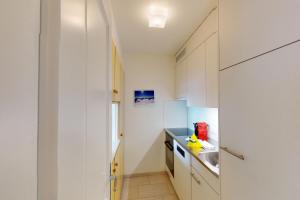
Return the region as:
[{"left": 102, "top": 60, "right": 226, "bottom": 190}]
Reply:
[{"left": 191, "top": 168, "right": 219, "bottom": 200}]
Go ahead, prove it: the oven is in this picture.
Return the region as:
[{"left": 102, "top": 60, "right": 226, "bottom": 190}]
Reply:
[{"left": 165, "top": 132, "right": 174, "bottom": 177}]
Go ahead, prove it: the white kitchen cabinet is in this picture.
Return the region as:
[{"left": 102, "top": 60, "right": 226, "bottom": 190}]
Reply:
[
  {"left": 174, "top": 140, "right": 191, "bottom": 200},
  {"left": 205, "top": 33, "right": 219, "bottom": 108},
  {"left": 187, "top": 44, "right": 206, "bottom": 107},
  {"left": 175, "top": 59, "right": 188, "bottom": 99},
  {"left": 191, "top": 168, "right": 219, "bottom": 200},
  {"left": 220, "top": 41, "right": 300, "bottom": 200},
  {"left": 219, "top": 0, "right": 300, "bottom": 69},
  {"left": 178, "top": 33, "right": 219, "bottom": 108},
  {"left": 191, "top": 157, "right": 220, "bottom": 194}
]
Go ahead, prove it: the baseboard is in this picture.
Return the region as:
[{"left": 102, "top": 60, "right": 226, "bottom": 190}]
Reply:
[{"left": 124, "top": 171, "right": 167, "bottom": 178}]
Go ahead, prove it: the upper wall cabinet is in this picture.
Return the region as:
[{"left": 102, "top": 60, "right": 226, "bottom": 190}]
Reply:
[
  {"left": 187, "top": 44, "right": 206, "bottom": 107},
  {"left": 112, "top": 42, "right": 123, "bottom": 102},
  {"left": 178, "top": 8, "right": 218, "bottom": 59},
  {"left": 175, "top": 8, "right": 219, "bottom": 108},
  {"left": 219, "top": 0, "right": 300, "bottom": 69},
  {"left": 175, "top": 59, "right": 188, "bottom": 100},
  {"left": 205, "top": 33, "right": 219, "bottom": 107},
  {"left": 175, "top": 33, "right": 219, "bottom": 108}
]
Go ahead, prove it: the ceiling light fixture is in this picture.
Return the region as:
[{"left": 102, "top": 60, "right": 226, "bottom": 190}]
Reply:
[{"left": 148, "top": 5, "right": 168, "bottom": 28}]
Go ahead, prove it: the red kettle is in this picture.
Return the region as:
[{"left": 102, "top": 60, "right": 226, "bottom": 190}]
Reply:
[{"left": 194, "top": 122, "right": 208, "bottom": 141}]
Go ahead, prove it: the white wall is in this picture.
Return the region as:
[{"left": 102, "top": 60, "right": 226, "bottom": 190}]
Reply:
[
  {"left": 164, "top": 100, "right": 188, "bottom": 128},
  {"left": 187, "top": 107, "right": 218, "bottom": 142},
  {"left": 124, "top": 54, "right": 176, "bottom": 175},
  {"left": 0, "top": 0, "right": 40, "bottom": 200},
  {"left": 38, "top": 0, "right": 60, "bottom": 199}
]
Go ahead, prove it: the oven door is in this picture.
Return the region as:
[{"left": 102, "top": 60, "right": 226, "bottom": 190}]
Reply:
[{"left": 165, "top": 140, "right": 174, "bottom": 177}]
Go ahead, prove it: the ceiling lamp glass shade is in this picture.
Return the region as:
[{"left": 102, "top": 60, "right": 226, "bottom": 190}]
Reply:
[{"left": 148, "top": 6, "right": 168, "bottom": 28}]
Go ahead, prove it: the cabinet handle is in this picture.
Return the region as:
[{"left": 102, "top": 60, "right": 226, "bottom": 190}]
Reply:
[
  {"left": 114, "top": 162, "right": 119, "bottom": 167},
  {"left": 113, "top": 89, "right": 119, "bottom": 94},
  {"left": 120, "top": 133, "right": 123, "bottom": 137},
  {"left": 220, "top": 146, "right": 245, "bottom": 160},
  {"left": 191, "top": 172, "right": 201, "bottom": 185}
]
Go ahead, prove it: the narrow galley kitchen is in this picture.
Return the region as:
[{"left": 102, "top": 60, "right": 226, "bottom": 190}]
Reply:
[
  {"left": 111, "top": 0, "right": 220, "bottom": 200},
  {"left": 2, "top": 0, "right": 300, "bottom": 200}
]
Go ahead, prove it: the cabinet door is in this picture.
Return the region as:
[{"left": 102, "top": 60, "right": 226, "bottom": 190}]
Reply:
[
  {"left": 175, "top": 59, "right": 188, "bottom": 99},
  {"left": 220, "top": 0, "right": 300, "bottom": 69},
  {"left": 187, "top": 44, "right": 206, "bottom": 107},
  {"left": 220, "top": 42, "right": 300, "bottom": 200},
  {"left": 191, "top": 168, "right": 219, "bottom": 200},
  {"left": 205, "top": 33, "right": 219, "bottom": 108}
]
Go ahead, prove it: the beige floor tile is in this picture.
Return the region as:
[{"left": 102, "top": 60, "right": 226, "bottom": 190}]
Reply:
[
  {"left": 167, "top": 182, "right": 176, "bottom": 195},
  {"left": 122, "top": 183, "right": 139, "bottom": 200},
  {"left": 129, "top": 197, "right": 163, "bottom": 200},
  {"left": 125, "top": 176, "right": 150, "bottom": 187},
  {"left": 148, "top": 174, "right": 169, "bottom": 184},
  {"left": 122, "top": 174, "right": 177, "bottom": 200},
  {"left": 138, "top": 183, "right": 171, "bottom": 198},
  {"left": 162, "top": 194, "right": 179, "bottom": 200}
]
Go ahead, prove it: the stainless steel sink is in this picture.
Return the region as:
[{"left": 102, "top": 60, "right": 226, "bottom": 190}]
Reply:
[{"left": 199, "top": 151, "right": 219, "bottom": 168}]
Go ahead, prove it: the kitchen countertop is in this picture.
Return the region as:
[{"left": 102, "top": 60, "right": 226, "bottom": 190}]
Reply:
[{"left": 165, "top": 128, "right": 219, "bottom": 177}]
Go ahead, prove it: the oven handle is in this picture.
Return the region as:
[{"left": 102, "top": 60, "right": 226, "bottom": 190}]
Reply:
[{"left": 164, "top": 141, "right": 173, "bottom": 151}]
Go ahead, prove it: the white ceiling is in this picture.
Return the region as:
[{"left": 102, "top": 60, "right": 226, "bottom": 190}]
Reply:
[{"left": 111, "top": 0, "right": 217, "bottom": 55}]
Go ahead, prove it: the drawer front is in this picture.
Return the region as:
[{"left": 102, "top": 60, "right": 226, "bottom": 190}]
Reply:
[
  {"left": 192, "top": 157, "right": 220, "bottom": 193},
  {"left": 191, "top": 168, "right": 219, "bottom": 200}
]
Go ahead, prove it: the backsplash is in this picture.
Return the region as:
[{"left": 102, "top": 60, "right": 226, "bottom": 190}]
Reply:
[{"left": 188, "top": 107, "right": 219, "bottom": 142}]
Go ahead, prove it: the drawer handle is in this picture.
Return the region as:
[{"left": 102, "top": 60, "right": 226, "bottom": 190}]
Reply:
[
  {"left": 113, "top": 89, "right": 119, "bottom": 94},
  {"left": 220, "top": 146, "right": 245, "bottom": 160},
  {"left": 191, "top": 172, "right": 201, "bottom": 185}
]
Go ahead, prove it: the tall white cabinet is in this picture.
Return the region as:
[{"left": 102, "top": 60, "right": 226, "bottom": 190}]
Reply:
[
  {"left": 219, "top": 0, "right": 300, "bottom": 69},
  {"left": 57, "top": 0, "right": 110, "bottom": 200},
  {"left": 220, "top": 41, "right": 300, "bottom": 200},
  {"left": 0, "top": 1, "right": 40, "bottom": 200}
]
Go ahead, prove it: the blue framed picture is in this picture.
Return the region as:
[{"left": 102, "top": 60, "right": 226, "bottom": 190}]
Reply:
[{"left": 134, "top": 90, "right": 155, "bottom": 104}]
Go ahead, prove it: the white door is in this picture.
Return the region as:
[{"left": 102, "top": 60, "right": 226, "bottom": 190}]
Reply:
[
  {"left": 0, "top": 0, "right": 40, "bottom": 200},
  {"left": 175, "top": 59, "right": 188, "bottom": 100},
  {"left": 205, "top": 33, "right": 219, "bottom": 108},
  {"left": 220, "top": 41, "right": 300, "bottom": 200},
  {"left": 191, "top": 168, "right": 219, "bottom": 200},
  {"left": 219, "top": 0, "right": 300, "bottom": 69},
  {"left": 187, "top": 44, "right": 206, "bottom": 107}
]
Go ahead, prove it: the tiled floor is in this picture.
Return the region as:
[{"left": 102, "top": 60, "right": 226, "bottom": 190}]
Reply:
[{"left": 121, "top": 173, "right": 179, "bottom": 200}]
